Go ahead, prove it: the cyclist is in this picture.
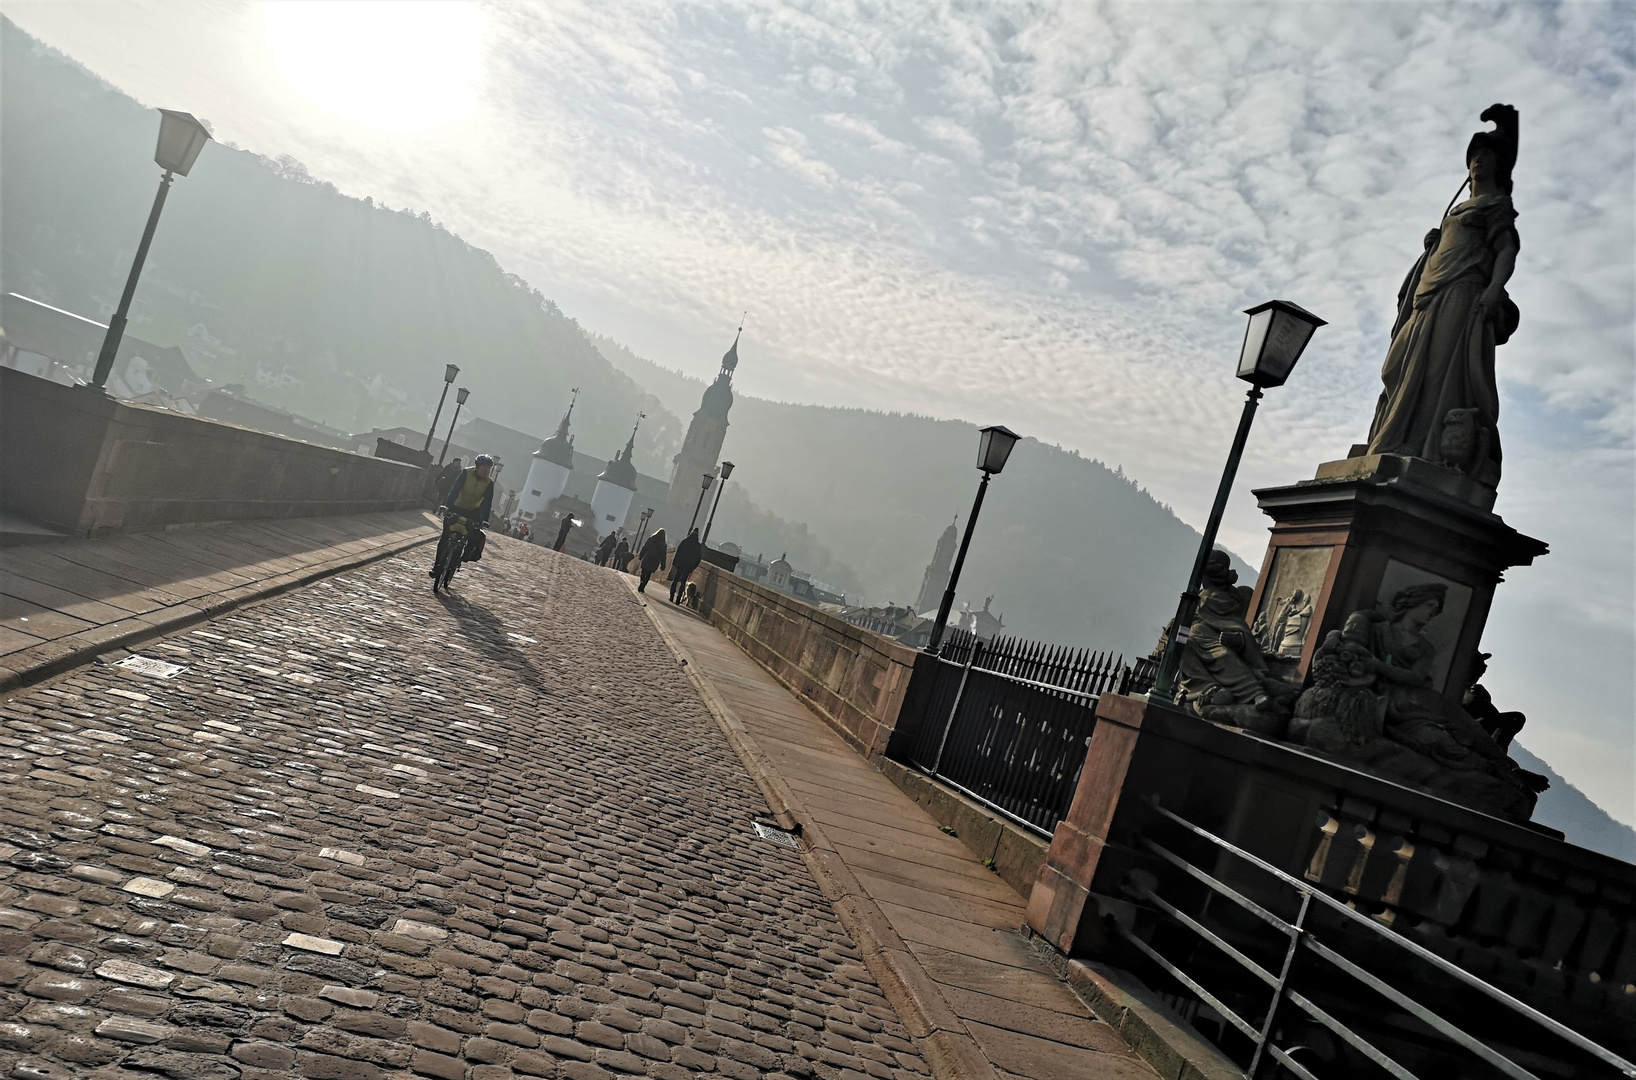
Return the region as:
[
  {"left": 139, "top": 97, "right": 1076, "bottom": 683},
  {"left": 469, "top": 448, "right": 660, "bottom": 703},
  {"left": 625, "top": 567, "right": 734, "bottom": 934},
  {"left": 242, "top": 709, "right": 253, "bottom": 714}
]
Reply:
[{"left": 430, "top": 453, "right": 495, "bottom": 587}]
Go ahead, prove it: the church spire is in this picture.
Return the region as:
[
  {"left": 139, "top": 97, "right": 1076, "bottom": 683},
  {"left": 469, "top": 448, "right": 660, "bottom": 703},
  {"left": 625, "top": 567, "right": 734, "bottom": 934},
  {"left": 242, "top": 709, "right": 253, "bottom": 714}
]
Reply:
[
  {"left": 555, "top": 387, "right": 578, "bottom": 437},
  {"left": 535, "top": 387, "right": 578, "bottom": 468},
  {"left": 721, "top": 313, "right": 745, "bottom": 376}
]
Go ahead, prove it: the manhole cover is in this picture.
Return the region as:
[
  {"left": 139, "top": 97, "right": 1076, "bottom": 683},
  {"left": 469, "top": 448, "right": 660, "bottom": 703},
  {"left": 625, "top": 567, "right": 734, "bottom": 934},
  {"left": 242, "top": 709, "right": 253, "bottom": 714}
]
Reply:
[
  {"left": 115, "top": 655, "right": 184, "bottom": 679},
  {"left": 753, "top": 822, "right": 802, "bottom": 850}
]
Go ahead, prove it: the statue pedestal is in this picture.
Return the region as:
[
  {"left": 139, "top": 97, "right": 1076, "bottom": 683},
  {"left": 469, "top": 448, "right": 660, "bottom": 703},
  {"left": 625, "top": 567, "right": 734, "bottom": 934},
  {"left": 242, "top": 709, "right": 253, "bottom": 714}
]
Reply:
[{"left": 1248, "top": 455, "right": 1546, "bottom": 698}]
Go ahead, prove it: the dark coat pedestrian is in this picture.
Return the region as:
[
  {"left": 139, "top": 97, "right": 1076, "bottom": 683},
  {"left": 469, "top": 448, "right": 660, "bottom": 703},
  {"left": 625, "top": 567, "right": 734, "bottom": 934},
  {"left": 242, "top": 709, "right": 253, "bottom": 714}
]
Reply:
[
  {"left": 669, "top": 528, "right": 703, "bottom": 603},
  {"left": 612, "top": 539, "right": 631, "bottom": 572},
  {"left": 552, "top": 515, "right": 574, "bottom": 551},
  {"left": 434, "top": 458, "right": 463, "bottom": 499},
  {"left": 637, "top": 529, "right": 667, "bottom": 594},
  {"left": 594, "top": 533, "right": 617, "bottom": 567}
]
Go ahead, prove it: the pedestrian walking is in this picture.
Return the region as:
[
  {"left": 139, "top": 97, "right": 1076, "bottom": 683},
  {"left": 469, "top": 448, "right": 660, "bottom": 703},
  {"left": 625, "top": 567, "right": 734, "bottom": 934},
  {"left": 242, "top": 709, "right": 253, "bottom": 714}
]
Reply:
[
  {"left": 637, "top": 528, "right": 667, "bottom": 594},
  {"left": 594, "top": 532, "right": 617, "bottom": 567},
  {"left": 434, "top": 457, "right": 464, "bottom": 497},
  {"left": 552, "top": 514, "right": 575, "bottom": 552},
  {"left": 669, "top": 527, "right": 703, "bottom": 604},
  {"left": 612, "top": 537, "right": 631, "bottom": 573}
]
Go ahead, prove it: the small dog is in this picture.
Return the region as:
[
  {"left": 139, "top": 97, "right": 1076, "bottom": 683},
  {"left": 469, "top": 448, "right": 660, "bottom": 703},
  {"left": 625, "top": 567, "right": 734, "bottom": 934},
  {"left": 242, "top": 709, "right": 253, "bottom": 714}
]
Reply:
[{"left": 684, "top": 581, "right": 700, "bottom": 608}]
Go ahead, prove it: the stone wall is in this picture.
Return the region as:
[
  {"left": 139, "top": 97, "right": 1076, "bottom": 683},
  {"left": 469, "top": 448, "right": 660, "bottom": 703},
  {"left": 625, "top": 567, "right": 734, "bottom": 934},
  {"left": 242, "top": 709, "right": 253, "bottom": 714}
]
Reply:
[
  {"left": 689, "top": 562, "right": 922, "bottom": 758},
  {"left": 1028, "top": 693, "right": 1636, "bottom": 1053},
  {"left": 2, "top": 367, "right": 423, "bottom": 536}
]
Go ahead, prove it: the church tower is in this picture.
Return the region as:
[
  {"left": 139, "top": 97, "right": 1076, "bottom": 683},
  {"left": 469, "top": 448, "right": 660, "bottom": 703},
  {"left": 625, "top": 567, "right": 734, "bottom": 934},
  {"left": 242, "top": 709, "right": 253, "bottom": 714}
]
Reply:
[
  {"left": 590, "top": 416, "right": 641, "bottom": 539},
  {"left": 667, "top": 324, "right": 740, "bottom": 507},
  {"left": 914, "top": 517, "right": 959, "bottom": 614},
  {"left": 517, "top": 390, "right": 576, "bottom": 524}
]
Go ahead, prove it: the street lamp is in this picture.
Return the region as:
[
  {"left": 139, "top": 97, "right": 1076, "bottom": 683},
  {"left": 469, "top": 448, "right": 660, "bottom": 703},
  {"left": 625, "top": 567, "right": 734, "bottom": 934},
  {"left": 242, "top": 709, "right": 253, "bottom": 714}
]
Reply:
[
  {"left": 926, "top": 424, "right": 1021, "bottom": 652},
  {"left": 633, "top": 507, "right": 655, "bottom": 552},
  {"left": 438, "top": 386, "right": 470, "bottom": 466},
  {"left": 1149, "top": 300, "right": 1327, "bottom": 703},
  {"left": 89, "top": 110, "right": 212, "bottom": 390},
  {"left": 702, "top": 461, "right": 734, "bottom": 545},
  {"left": 688, "top": 471, "right": 715, "bottom": 534},
  {"left": 423, "top": 364, "right": 460, "bottom": 453}
]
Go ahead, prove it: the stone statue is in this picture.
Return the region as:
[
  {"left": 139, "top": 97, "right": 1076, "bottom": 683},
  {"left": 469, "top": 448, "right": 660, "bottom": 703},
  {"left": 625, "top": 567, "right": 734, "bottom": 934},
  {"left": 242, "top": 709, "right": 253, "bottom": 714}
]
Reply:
[
  {"left": 1366, "top": 105, "right": 1520, "bottom": 489},
  {"left": 1177, "top": 551, "right": 1299, "bottom": 735},
  {"left": 1288, "top": 584, "right": 1545, "bottom": 820},
  {"left": 1288, "top": 611, "right": 1386, "bottom": 752},
  {"left": 1462, "top": 651, "right": 1527, "bottom": 751},
  {"left": 1275, "top": 589, "right": 1313, "bottom": 659}
]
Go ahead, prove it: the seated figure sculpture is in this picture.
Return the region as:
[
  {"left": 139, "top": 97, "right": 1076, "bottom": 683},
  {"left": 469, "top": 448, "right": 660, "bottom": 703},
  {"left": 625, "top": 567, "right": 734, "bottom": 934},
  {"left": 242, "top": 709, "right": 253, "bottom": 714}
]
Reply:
[
  {"left": 1289, "top": 584, "right": 1545, "bottom": 820},
  {"left": 1287, "top": 611, "right": 1385, "bottom": 752},
  {"left": 1177, "top": 551, "right": 1299, "bottom": 735}
]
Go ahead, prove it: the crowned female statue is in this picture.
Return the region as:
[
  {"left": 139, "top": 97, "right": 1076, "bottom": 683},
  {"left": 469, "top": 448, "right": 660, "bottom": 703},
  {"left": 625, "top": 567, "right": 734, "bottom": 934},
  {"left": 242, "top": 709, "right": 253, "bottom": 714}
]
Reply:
[{"left": 1365, "top": 105, "right": 1520, "bottom": 489}]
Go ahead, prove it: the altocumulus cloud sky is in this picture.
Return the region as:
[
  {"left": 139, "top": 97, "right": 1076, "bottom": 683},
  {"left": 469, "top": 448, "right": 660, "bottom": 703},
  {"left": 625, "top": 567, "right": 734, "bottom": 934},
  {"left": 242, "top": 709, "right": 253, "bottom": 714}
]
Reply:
[{"left": 4, "top": 0, "right": 1631, "bottom": 822}]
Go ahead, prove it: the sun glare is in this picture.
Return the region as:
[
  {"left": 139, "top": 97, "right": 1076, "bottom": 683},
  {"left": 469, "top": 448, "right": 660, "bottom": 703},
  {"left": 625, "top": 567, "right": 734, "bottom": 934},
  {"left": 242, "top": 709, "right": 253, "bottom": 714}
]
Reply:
[{"left": 258, "top": 1, "right": 484, "bottom": 134}]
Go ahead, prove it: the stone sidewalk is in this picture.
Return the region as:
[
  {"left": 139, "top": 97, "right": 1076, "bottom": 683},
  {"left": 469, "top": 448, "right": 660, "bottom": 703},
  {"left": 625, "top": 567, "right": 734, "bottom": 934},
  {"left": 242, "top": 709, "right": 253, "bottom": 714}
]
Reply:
[
  {"left": 0, "top": 512, "right": 438, "bottom": 693},
  {"left": 637, "top": 589, "right": 1158, "bottom": 1080}
]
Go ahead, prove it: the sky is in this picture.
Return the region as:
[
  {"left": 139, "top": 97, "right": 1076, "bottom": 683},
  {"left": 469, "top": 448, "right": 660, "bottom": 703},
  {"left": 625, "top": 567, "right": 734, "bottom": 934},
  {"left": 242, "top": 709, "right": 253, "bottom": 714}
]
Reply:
[{"left": 4, "top": 0, "right": 1632, "bottom": 825}]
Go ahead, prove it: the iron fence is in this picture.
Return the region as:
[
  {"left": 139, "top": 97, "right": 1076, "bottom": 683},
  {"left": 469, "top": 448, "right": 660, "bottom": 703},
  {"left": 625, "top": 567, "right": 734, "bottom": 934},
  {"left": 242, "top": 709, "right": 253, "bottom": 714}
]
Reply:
[
  {"left": 900, "top": 632, "right": 1149, "bottom": 836},
  {"left": 1113, "top": 798, "right": 1636, "bottom": 1079}
]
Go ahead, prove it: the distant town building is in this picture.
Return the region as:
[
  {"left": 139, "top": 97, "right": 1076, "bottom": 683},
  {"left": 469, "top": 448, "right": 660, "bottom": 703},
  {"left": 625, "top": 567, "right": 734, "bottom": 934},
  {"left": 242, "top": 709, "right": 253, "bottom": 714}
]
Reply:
[
  {"left": 517, "top": 396, "right": 576, "bottom": 524},
  {"left": 724, "top": 548, "right": 847, "bottom": 605},
  {"left": 736, "top": 552, "right": 770, "bottom": 585},
  {"left": 914, "top": 517, "right": 958, "bottom": 614},
  {"left": 198, "top": 385, "right": 356, "bottom": 450},
  {"left": 840, "top": 595, "right": 1001, "bottom": 648},
  {"left": 840, "top": 604, "right": 934, "bottom": 648},
  {"left": 590, "top": 418, "right": 642, "bottom": 539},
  {"left": 966, "top": 596, "right": 1005, "bottom": 640},
  {"left": 667, "top": 326, "right": 740, "bottom": 508},
  {"left": 1, "top": 291, "right": 209, "bottom": 407}
]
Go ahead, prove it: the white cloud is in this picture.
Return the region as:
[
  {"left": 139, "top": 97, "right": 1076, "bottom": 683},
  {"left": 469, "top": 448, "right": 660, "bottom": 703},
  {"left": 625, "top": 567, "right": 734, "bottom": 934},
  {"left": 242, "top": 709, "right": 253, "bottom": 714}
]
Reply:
[
  {"left": 916, "top": 115, "right": 984, "bottom": 161},
  {"left": 6, "top": 0, "right": 1631, "bottom": 818}
]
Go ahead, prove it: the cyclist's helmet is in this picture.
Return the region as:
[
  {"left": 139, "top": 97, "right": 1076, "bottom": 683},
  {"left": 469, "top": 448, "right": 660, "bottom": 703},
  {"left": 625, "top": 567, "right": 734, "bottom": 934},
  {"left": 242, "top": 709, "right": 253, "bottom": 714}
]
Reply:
[{"left": 474, "top": 453, "right": 494, "bottom": 468}]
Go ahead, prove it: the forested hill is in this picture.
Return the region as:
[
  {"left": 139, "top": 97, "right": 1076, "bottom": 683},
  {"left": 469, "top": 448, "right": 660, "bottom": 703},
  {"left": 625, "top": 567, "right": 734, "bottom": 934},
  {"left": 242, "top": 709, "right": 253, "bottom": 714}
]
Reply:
[
  {"left": 0, "top": 19, "right": 682, "bottom": 469},
  {"left": 594, "top": 336, "right": 1246, "bottom": 656},
  {"left": 5, "top": 15, "right": 1238, "bottom": 654}
]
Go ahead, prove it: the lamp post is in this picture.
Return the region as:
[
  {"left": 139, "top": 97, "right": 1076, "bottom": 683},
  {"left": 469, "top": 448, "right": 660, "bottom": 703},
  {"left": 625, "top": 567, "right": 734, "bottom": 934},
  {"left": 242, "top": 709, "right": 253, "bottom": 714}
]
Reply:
[
  {"left": 633, "top": 507, "right": 655, "bottom": 552},
  {"left": 1148, "top": 300, "right": 1327, "bottom": 703},
  {"left": 89, "top": 110, "right": 212, "bottom": 390},
  {"left": 688, "top": 471, "right": 715, "bottom": 534},
  {"left": 423, "top": 364, "right": 460, "bottom": 453},
  {"left": 926, "top": 425, "right": 1021, "bottom": 652},
  {"left": 701, "top": 461, "right": 734, "bottom": 546},
  {"left": 438, "top": 387, "right": 469, "bottom": 466}
]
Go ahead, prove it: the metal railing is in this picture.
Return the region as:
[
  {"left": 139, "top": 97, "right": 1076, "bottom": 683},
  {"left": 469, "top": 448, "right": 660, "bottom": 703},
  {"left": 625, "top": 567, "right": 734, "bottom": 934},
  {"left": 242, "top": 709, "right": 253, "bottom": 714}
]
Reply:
[
  {"left": 1116, "top": 798, "right": 1636, "bottom": 1079},
  {"left": 901, "top": 633, "right": 1145, "bottom": 836}
]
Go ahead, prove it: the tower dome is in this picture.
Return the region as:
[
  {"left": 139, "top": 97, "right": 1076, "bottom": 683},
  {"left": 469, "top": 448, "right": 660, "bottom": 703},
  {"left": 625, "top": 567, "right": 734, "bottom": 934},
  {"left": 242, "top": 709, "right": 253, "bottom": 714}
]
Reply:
[
  {"left": 518, "top": 391, "right": 578, "bottom": 522},
  {"left": 588, "top": 415, "right": 643, "bottom": 539},
  {"left": 598, "top": 419, "right": 640, "bottom": 492},
  {"left": 535, "top": 392, "right": 577, "bottom": 468}
]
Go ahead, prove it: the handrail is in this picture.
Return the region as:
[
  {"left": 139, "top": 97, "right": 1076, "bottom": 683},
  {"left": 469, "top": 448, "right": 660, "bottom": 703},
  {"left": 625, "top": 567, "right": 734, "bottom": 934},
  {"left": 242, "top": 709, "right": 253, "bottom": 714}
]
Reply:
[{"left": 1144, "top": 798, "right": 1636, "bottom": 1078}]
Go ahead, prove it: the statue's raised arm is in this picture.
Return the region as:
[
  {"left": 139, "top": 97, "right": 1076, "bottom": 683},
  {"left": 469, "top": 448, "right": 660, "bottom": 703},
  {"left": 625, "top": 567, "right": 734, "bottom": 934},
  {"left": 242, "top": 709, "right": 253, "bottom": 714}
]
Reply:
[{"left": 1366, "top": 104, "right": 1520, "bottom": 490}]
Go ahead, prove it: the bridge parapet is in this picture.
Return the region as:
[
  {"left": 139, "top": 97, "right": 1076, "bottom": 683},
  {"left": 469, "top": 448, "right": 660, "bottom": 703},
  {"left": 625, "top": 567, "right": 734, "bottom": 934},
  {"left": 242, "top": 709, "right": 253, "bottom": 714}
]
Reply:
[{"left": 2, "top": 367, "right": 422, "bottom": 536}]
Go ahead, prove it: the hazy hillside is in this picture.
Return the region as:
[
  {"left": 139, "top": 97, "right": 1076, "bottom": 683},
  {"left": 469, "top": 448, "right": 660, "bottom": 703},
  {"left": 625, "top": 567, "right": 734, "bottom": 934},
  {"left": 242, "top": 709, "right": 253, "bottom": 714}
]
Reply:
[
  {"left": 1512, "top": 745, "right": 1635, "bottom": 861},
  {"left": 597, "top": 341, "right": 1248, "bottom": 656},
  {"left": 0, "top": 21, "right": 682, "bottom": 473}
]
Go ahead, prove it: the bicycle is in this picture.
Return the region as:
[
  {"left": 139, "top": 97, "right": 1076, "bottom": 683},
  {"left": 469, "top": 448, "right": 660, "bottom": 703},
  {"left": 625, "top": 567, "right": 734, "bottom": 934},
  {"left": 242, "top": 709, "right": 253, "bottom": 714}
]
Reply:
[{"left": 431, "top": 510, "right": 482, "bottom": 592}]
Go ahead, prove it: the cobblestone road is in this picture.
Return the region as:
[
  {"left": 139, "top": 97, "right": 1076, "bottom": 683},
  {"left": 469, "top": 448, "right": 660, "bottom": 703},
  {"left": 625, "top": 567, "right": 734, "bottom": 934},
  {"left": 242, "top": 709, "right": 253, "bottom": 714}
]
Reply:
[{"left": 0, "top": 536, "right": 932, "bottom": 1080}]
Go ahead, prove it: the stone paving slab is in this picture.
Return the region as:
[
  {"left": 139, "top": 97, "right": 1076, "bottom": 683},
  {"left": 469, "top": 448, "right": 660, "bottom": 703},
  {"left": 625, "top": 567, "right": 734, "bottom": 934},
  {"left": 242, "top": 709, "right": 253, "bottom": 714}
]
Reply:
[
  {"left": 0, "top": 536, "right": 934, "bottom": 1079},
  {"left": 638, "top": 590, "right": 1159, "bottom": 1080},
  {"left": 0, "top": 512, "right": 438, "bottom": 694}
]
